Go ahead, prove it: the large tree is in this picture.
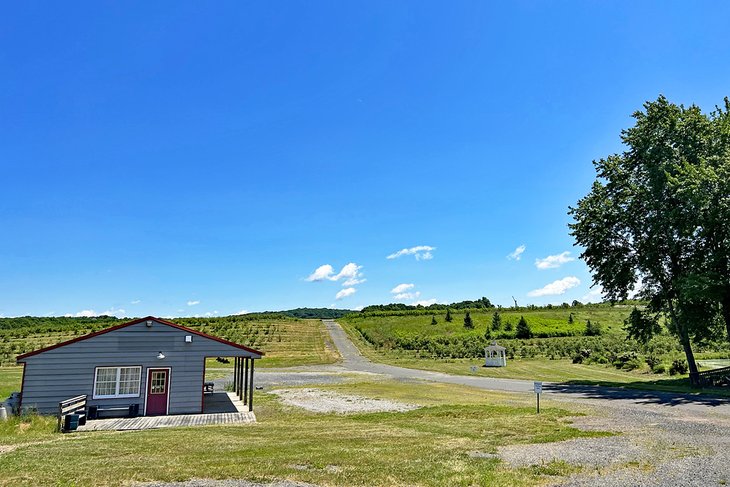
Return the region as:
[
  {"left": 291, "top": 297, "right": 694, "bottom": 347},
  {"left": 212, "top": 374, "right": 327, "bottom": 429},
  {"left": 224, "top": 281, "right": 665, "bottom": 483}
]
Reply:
[{"left": 569, "top": 96, "right": 730, "bottom": 385}]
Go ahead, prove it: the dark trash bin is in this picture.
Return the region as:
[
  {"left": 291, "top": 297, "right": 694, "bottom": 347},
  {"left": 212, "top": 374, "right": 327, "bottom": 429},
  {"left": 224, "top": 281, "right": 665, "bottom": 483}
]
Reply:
[{"left": 64, "top": 414, "right": 80, "bottom": 432}]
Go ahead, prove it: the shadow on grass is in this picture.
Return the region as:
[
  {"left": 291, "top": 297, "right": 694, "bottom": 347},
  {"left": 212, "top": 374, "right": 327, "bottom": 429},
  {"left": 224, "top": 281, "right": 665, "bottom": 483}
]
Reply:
[{"left": 546, "top": 378, "right": 730, "bottom": 407}]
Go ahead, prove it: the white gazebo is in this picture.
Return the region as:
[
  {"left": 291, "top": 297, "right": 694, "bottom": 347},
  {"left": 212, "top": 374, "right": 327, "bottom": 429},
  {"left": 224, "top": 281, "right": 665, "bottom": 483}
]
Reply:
[{"left": 484, "top": 341, "right": 507, "bottom": 367}]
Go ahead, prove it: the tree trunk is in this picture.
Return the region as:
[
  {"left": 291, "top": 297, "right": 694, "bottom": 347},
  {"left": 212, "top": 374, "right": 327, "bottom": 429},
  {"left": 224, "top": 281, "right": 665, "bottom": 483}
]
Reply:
[{"left": 668, "top": 302, "right": 700, "bottom": 386}]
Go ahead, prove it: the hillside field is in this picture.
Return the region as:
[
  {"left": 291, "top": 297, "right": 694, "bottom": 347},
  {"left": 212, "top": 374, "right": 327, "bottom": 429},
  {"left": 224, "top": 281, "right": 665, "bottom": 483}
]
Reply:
[{"left": 340, "top": 305, "right": 730, "bottom": 385}]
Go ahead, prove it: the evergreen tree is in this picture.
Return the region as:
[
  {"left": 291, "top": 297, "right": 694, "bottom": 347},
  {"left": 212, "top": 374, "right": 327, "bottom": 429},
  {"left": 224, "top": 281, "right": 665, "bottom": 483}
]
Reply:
[
  {"left": 491, "top": 311, "right": 502, "bottom": 331},
  {"left": 515, "top": 316, "right": 532, "bottom": 338},
  {"left": 585, "top": 319, "right": 602, "bottom": 336},
  {"left": 431, "top": 315, "right": 438, "bottom": 326},
  {"left": 445, "top": 308, "right": 453, "bottom": 322},
  {"left": 568, "top": 313, "right": 574, "bottom": 324},
  {"left": 463, "top": 311, "right": 474, "bottom": 329}
]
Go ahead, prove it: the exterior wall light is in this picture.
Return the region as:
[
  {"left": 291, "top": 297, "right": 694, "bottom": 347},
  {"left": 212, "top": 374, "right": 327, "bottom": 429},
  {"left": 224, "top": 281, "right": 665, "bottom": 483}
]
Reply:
[
  {"left": 146, "top": 320, "right": 153, "bottom": 327},
  {"left": 157, "top": 352, "right": 166, "bottom": 360}
]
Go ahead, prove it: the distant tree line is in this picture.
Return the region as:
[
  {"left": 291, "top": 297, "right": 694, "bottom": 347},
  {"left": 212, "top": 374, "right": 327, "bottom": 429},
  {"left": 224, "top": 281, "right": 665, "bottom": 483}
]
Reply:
[{"left": 361, "top": 297, "right": 494, "bottom": 313}]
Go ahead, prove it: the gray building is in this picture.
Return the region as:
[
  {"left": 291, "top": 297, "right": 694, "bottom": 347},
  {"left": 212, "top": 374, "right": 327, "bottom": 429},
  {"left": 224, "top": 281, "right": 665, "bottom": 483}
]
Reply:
[{"left": 16, "top": 316, "right": 263, "bottom": 416}]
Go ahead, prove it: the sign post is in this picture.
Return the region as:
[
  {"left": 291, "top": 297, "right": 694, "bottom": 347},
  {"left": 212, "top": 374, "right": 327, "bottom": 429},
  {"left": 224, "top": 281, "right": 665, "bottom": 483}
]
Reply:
[{"left": 533, "top": 381, "right": 542, "bottom": 414}]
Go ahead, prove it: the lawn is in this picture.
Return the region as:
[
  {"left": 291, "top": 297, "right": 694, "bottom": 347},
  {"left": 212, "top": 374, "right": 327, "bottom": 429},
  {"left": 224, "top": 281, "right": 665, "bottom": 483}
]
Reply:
[
  {"left": 0, "top": 367, "right": 22, "bottom": 400},
  {"left": 0, "top": 377, "right": 607, "bottom": 486}
]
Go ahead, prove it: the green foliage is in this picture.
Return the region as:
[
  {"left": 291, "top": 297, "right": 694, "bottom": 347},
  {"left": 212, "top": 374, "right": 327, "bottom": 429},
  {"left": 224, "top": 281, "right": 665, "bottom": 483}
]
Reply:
[
  {"left": 584, "top": 320, "right": 602, "bottom": 336},
  {"left": 463, "top": 312, "right": 474, "bottom": 329},
  {"left": 568, "top": 313, "right": 574, "bottom": 324},
  {"left": 624, "top": 307, "right": 661, "bottom": 343},
  {"left": 445, "top": 309, "right": 453, "bottom": 322},
  {"left": 361, "top": 297, "right": 493, "bottom": 313},
  {"left": 491, "top": 311, "right": 502, "bottom": 331},
  {"left": 669, "top": 359, "right": 689, "bottom": 376},
  {"left": 342, "top": 305, "right": 730, "bottom": 372},
  {"left": 515, "top": 316, "right": 532, "bottom": 339},
  {"left": 569, "top": 95, "right": 730, "bottom": 381},
  {"left": 430, "top": 315, "right": 437, "bottom": 326},
  {"left": 279, "top": 308, "right": 354, "bottom": 319}
]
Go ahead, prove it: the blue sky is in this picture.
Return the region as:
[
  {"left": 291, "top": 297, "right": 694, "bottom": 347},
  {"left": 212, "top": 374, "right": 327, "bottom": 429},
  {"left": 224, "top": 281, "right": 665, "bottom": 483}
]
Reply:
[{"left": 2, "top": 2, "right": 730, "bottom": 318}]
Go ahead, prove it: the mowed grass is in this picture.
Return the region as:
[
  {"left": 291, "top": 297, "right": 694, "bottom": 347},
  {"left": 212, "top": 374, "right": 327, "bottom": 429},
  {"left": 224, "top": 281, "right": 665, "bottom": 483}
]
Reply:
[
  {"left": 0, "top": 366, "right": 22, "bottom": 399},
  {"left": 0, "top": 377, "right": 606, "bottom": 487}
]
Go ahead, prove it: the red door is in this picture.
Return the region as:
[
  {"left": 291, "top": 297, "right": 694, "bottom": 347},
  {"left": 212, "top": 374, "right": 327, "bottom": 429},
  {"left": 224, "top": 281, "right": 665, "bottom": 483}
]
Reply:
[{"left": 146, "top": 369, "right": 169, "bottom": 415}]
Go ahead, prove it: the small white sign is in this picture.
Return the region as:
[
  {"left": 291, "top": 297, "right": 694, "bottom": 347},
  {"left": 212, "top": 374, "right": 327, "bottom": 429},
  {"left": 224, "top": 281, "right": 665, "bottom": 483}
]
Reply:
[{"left": 534, "top": 381, "right": 542, "bottom": 394}]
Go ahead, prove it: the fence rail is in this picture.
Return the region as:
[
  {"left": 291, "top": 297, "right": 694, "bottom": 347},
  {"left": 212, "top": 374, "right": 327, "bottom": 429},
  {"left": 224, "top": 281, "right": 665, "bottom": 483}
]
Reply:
[{"left": 695, "top": 366, "right": 730, "bottom": 388}]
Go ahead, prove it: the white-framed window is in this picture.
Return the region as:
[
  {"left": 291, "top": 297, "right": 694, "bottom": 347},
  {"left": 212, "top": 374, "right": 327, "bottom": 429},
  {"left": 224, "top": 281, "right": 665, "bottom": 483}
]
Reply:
[{"left": 93, "top": 366, "right": 142, "bottom": 399}]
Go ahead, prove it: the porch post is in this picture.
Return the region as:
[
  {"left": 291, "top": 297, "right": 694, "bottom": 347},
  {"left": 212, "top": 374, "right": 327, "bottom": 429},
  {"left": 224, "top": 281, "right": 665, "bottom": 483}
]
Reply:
[
  {"left": 233, "top": 357, "right": 239, "bottom": 396},
  {"left": 243, "top": 357, "right": 249, "bottom": 405},
  {"left": 248, "top": 358, "right": 255, "bottom": 412},
  {"left": 238, "top": 356, "right": 244, "bottom": 400}
]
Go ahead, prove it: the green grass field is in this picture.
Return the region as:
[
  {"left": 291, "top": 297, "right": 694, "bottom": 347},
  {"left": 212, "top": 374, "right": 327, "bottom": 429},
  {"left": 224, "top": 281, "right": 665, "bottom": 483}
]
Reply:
[
  {"left": 0, "top": 374, "right": 607, "bottom": 487},
  {"left": 344, "top": 306, "right": 632, "bottom": 339},
  {"left": 0, "top": 367, "right": 22, "bottom": 399},
  {"left": 203, "top": 318, "right": 340, "bottom": 379},
  {"left": 338, "top": 314, "right": 730, "bottom": 396},
  {"left": 235, "top": 318, "right": 340, "bottom": 368}
]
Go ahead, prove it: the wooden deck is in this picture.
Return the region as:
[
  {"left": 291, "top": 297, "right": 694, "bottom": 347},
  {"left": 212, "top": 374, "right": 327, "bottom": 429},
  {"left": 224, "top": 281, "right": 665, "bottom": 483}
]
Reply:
[{"left": 76, "top": 392, "right": 256, "bottom": 432}]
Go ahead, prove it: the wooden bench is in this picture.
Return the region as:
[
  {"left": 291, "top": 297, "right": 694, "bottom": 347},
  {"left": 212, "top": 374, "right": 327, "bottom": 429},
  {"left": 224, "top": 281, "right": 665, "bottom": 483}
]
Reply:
[
  {"left": 58, "top": 395, "right": 87, "bottom": 432},
  {"left": 88, "top": 403, "right": 139, "bottom": 420}
]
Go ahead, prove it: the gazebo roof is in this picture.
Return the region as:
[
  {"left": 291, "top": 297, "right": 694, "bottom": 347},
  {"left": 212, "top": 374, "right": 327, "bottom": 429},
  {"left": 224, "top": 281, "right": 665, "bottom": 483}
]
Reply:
[{"left": 485, "top": 342, "right": 506, "bottom": 351}]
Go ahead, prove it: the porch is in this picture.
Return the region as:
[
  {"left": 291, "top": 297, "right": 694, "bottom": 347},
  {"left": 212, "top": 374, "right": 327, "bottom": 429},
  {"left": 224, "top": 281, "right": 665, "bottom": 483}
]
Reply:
[{"left": 77, "top": 392, "right": 255, "bottom": 431}]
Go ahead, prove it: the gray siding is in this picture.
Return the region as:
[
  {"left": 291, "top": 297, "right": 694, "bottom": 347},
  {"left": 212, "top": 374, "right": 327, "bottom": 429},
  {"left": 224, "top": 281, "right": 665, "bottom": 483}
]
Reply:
[{"left": 19, "top": 320, "right": 261, "bottom": 415}]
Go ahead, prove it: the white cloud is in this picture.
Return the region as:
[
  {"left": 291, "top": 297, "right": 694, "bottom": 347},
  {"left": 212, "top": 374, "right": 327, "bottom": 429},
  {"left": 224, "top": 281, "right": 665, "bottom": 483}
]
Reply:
[
  {"left": 391, "top": 283, "right": 415, "bottom": 294},
  {"left": 535, "top": 251, "right": 575, "bottom": 270},
  {"left": 582, "top": 287, "right": 604, "bottom": 303},
  {"left": 204, "top": 310, "right": 219, "bottom": 317},
  {"left": 528, "top": 276, "right": 581, "bottom": 297},
  {"left": 507, "top": 244, "right": 526, "bottom": 261},
  {"left": 336, "top": 287, "right": 357, "bottom": 300},
  {"left": 332, "top": 263, "right": 362, "bottom": 281},
  {"left": 187, "top": 300, "right": 200, "bottom": 306},
  {"left": 234, "top": 309, "right": 249, "bottom": 315},
  {"left": 394, "top": 292, "right": 421, "bottom": 301},
  {"left": 131, "top": 299, "right": 141, "bottom": 304},
  {"left": 306, "top": 264, "right": 335, "bottom": 281},
  {"left": 413, "top": 299, "right": 438, "bottom": 307},
  {"left": 100, "top": 308, "right": 126, "bottom": 317},
  {"left": 387, "top": 245, "right": 436, "bottom": 261},
  {"left": 307, "top": 263, "right": 364, "bottom": 286},
  {"left": 64, "top": 310, "right": 98, "bottom": 317}
]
